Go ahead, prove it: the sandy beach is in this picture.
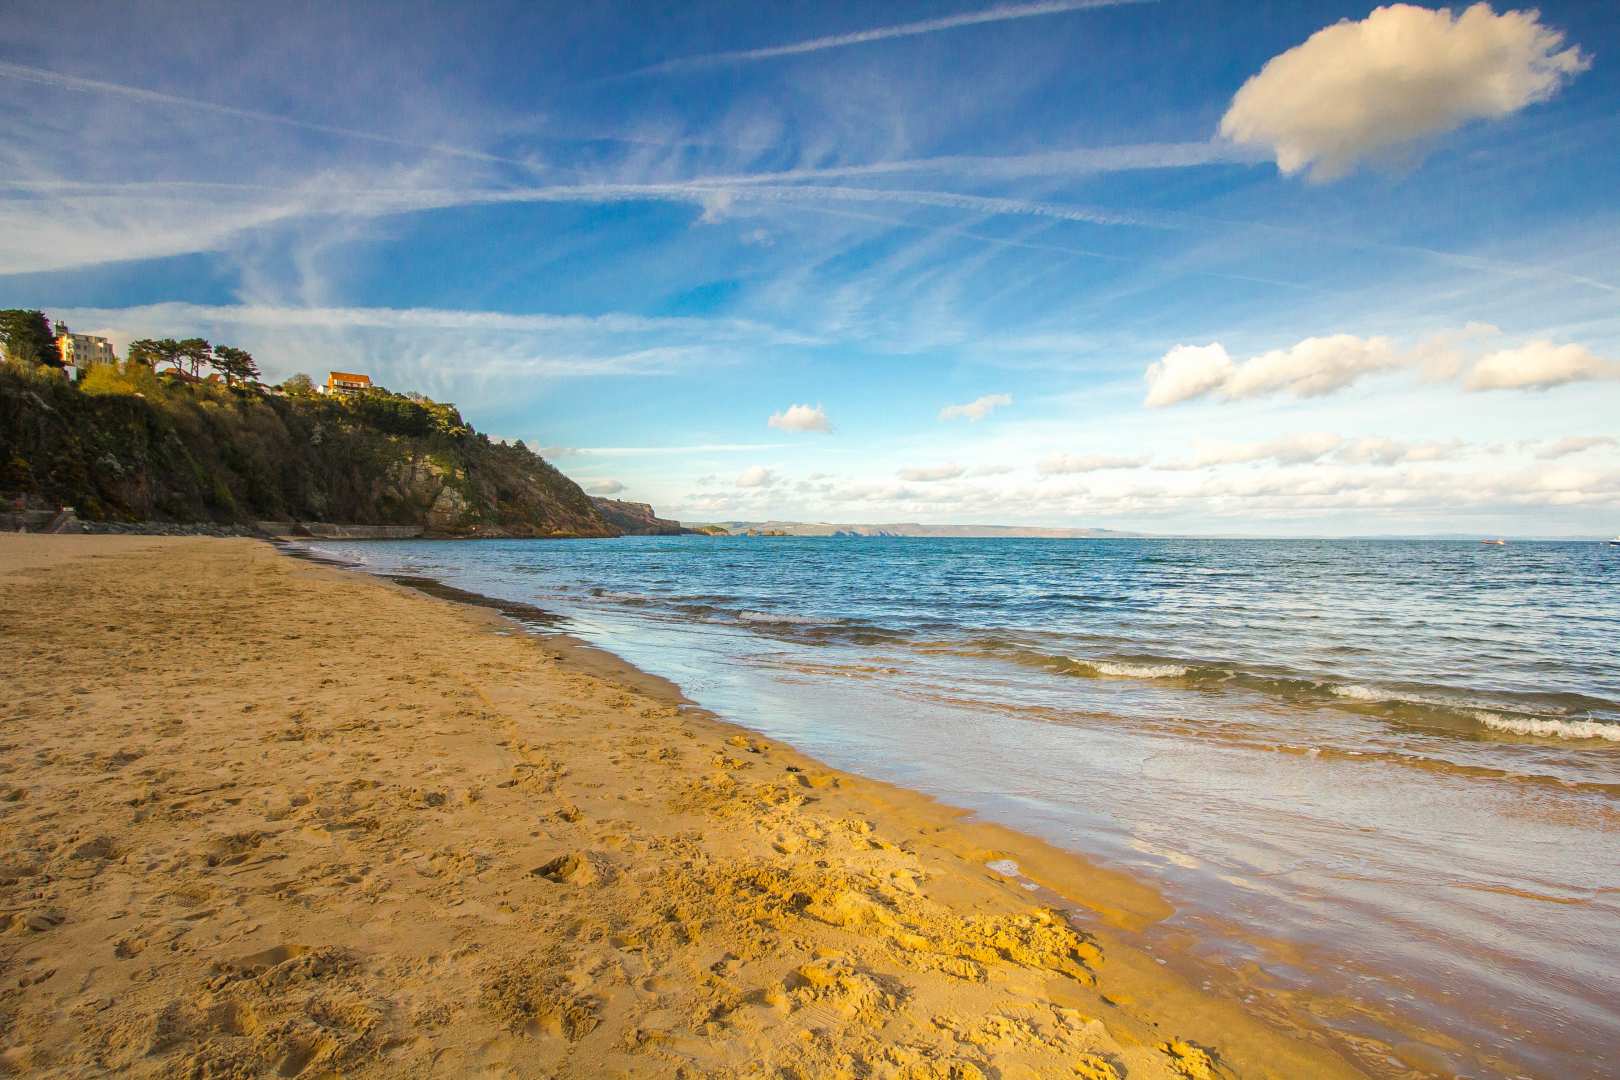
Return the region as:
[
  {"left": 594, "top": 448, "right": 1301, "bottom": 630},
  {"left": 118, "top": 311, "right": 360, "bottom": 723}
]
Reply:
[{"left": 0, "top": 535, "right": 1361, "bottom": 1078}]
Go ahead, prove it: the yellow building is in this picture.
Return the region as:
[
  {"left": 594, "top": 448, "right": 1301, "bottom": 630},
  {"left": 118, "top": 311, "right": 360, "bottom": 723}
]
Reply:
[
  {"left": 323, "top": 371, "right": 373, "bottom": 394},
  {"left": 57, "top": 333, "right": 118, "bottom": 378}
]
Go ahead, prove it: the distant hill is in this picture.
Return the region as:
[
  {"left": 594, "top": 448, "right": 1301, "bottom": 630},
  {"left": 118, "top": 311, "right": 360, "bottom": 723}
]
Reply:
[
  {"left": 687, "top": 520, "right": 1146, "bottom": 539},
  {"left": 590, "top": 497, "right": 689, "bottom": 536},
  {"left": 1, "top": 364, "right": 623, "bottom": 537}
]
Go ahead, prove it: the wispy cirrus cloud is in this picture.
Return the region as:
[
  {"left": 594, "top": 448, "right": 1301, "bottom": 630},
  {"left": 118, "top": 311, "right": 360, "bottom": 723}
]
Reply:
[
  {"left": 0, "top": 60, "right": 544, "bottom": 170},
  {"left": 57, "top": 301, "right": 816, "bottom": 346},
  {"left": 619, "top": 0, "right": 1151, "bottom": 78}
]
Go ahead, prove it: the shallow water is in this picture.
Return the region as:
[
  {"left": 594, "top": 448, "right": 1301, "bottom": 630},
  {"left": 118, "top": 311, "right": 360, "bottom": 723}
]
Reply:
[{"left": 307, "top": 536, "right": 1620, "bottom": 1077}]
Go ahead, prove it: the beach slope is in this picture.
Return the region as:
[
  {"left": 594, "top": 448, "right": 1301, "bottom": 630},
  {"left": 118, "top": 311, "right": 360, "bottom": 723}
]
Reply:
[{"left": 0, "top": 536, "right": 1357, "bottom": 1078}]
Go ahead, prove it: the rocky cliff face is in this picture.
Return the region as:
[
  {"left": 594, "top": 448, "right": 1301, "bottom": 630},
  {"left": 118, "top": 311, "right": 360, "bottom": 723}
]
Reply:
[
  {"left": 0, "top": 367, "right": 618, "bottom": 538},
  {"left": 590, "top": 497, "right": 689, "bottom": 535}
]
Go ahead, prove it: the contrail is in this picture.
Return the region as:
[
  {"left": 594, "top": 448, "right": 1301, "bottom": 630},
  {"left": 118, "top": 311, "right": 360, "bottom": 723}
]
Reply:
[
  {"left": 620, "top": 0, "right": 1152, "bottom": 77},
  {"left": 0, "top": 61, "right": 709, "bottom": 164},
  {"left": 0, "top": 61, "right": 546, "bottom": 169}
]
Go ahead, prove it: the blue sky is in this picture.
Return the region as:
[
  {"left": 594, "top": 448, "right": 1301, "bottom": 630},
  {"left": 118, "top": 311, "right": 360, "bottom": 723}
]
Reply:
[{"left": 3, "top": 0, "right": 1617, "bottom": 534}]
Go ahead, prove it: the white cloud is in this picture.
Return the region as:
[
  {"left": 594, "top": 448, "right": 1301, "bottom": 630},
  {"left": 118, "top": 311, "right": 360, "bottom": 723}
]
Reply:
[
  {"left": 737, "top": 465, "right": 778, "bottom": 488},
  {"left": 1335, "top": 437, "right": 1467, "bottom": 465},
  {"left": 1226, "top": 335, "right": 1403, "bottom": 400},
  {"left": 898, "top": 464, "right": 965, "bottom": 482},
  {"left": 696, "top": 189, "right": 734, "bottom": 225},
  {"left": 1535, "top": 436, "right": 1618, "bottom": 460},
  {"left": 1143, "top": 328, "right": 1620, "bottom": 406},
  {"left": 1142, "top": 344, "right": 1234, "bottom": 408},
  {"left": 1037, "top": 453, "right": 1147, "bottom": 475},
  {"left": 1145, "top": 335, "right": 1400, "bottom": 406},
  {"left": 1220, "top": 3, "right": 1590, "bottom": 181},
  {"left": 768, "top": 403, "right": 832, "bottom": 432},
  {"left": 939, "top": 393, "right": 1013, "bottom": 422},
  {"left": 1186, "top": 433, "right": 1345, "bottom": 468},
  {"left": 585, "top": 479, "right": 626, "bottom": 495},
  {"left": 1158, "top": 434, "right": 1479, "bottom": 471},
  {"left": 1465, "top": 342, "right": 1620, "bottom": 391}
]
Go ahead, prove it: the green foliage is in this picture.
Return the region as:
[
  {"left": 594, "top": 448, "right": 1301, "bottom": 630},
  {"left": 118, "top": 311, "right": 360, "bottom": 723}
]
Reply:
[
  {"left": 127, "top": 338, "right": 181, "bottom": 370},
  {"left": 280, "top": 372, "right": 316, "bottom": 396},
  {"left": 80, "top": 362, "right": 164, "bottom": 398},
  {"left": 0, "top": 365, "right": 611, "bottom": 537},
  {"left": 176, "top": 338, "right": 212, "bottom": 377},
  {"left": 0, "top": 309, "right": 58, "bottom": 368},
  {"left": 342, "top": 388, "right": 471, "bottom": 438},
  {"left": 211, "top": 345, "right": 260, "bottom": 385}
]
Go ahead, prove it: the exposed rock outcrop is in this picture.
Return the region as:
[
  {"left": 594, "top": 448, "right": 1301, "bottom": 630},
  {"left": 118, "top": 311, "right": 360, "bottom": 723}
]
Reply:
[
  {"left": 590, "top": 497, "right": 690, "bottom": 536},
  {"left": 0, "top": 367, "right": 628, "bottom": 538}
]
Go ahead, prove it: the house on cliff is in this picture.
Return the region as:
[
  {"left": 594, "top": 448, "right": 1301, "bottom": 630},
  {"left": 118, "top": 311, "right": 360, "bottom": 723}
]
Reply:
[
  {"left": 57, "top": 333, "right": 117, "bottom": 381},
  {"left": 322, "top": 371, "right": 373, "bottom": 395}
]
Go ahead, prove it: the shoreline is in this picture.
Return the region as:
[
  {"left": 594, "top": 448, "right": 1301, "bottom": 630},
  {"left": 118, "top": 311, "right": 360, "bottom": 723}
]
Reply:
[
  {"left": 1, "top": 534, "right": 1367, "bottom": 1077},
  {"left": 297, "top": 540, "right": 1524, "bottom": 1079}
]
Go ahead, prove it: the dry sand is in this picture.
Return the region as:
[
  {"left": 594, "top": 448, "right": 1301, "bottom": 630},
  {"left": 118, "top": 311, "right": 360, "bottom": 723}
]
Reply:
[{"left": 0, "top": 535, "right": 1362, "bottom": 1078}]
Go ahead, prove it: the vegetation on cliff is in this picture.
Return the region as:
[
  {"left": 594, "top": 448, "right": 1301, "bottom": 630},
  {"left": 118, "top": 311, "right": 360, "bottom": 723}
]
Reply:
[{"left": 0, "top": 362, "right": 615, "bottom": 537}]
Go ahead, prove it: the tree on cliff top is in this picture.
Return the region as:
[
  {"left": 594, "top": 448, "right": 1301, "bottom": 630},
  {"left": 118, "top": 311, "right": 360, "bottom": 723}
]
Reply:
[
  {"left": 176, "top": 338, "right": 213, "bottom": 377},
  {"left": 0, "top": 310, "right": 58, "bottom": 368},
  {"left": 127, "top": 338, "right": 182, "bottom": 370},
  {"left": 212, "top": 346, "right": 260, "bottom": 386}
]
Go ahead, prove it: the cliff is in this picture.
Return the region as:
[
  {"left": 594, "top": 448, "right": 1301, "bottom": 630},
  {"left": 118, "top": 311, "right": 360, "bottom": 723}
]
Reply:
[
  {"left": 0, "top": 365, "right": 616, "bottom": 538},
  {"left": 590, "top": 497, "right": 689, "bottom": 536}
]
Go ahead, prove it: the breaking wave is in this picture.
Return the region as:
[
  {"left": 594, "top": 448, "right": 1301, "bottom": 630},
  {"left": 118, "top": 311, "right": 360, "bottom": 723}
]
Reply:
[
  {"left": 1073, "top": 658, "right": 1191, "bottom": 679},
  {"left": 1475, "top": 713, "right": 1620, "bottom": 742}
]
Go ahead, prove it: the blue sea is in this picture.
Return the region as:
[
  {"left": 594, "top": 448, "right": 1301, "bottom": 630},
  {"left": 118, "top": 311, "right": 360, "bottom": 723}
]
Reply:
[{"left": 305, "top": 535, "right": 1620, "bottom": 1078}]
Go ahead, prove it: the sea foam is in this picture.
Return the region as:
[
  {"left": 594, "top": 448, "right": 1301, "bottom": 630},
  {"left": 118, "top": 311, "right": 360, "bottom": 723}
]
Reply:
[
  {"left": 1081, "top": 659, "right": 1191, "bottom": 679},
  {"left": 1475, "top": 713, "right": 1620, "bottom": 742},
  {"left": 1330, "top": 683, "right": 1391, "bottom": 702}
]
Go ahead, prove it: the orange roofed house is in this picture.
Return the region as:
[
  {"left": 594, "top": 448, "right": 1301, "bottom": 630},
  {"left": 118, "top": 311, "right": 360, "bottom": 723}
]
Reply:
[{"left": 322, "top": 371, "right": 372, "bottom": 395}]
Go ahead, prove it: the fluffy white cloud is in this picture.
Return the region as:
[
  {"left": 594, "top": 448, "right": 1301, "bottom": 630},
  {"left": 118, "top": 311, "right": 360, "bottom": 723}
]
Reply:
[
  {"left": 1145, "top": 335, "right": 1400, "bottom": 406},
  {"left": 898, "top": 464, "right": 965, "bottom": 482},
  {"left": 737, "top": 465, "right": 778, "bottom": 488},
  {"left": 585, "top": 478, "right": 626, "bottom": 495},
  {"left": 1037, "top": 453, "right": 1147, "bottom": 475},
  {"left": 1143, "top": 344, "right": 1233, "bottom": 408},
  {"left": 768, "top": 403, "right": 831, "bottom": 432},
  {"left": 1465, "top": 342, "right": 1620, "bottom": 391},
  {"left": 939, "top": 393, "right": 1012, "bottom": 422},
  {"left": 1145, "top": 328, "right": 1619, "bottom": 406},
  {"left": 1220, "top": 4, "right": 1590, "bottom": 181},
  {"left": 1232, "top": 336, "right": 1400, "bottom": 400},
  {"left": 1535, "top": 435, "right": 1618, "bottom": 460}
]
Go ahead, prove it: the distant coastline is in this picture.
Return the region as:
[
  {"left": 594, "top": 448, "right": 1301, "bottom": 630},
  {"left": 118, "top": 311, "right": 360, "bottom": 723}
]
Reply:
[{"left": 685, "top": 519, "right": 1145, "bottom": 538}]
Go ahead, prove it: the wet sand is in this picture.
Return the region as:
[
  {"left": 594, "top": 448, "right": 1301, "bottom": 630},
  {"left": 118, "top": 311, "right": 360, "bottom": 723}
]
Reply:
[{"left": 0, "top": 535, "right": 1362, "bottom": 1078}]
